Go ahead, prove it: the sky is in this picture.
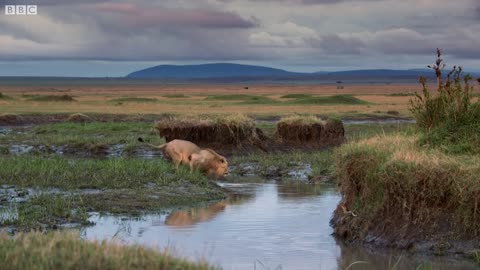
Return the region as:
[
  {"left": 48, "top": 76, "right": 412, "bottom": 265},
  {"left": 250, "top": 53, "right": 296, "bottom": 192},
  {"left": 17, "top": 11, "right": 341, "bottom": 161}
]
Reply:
[{"left": 0, "top": 0, "right": 479, "bottom": 77}]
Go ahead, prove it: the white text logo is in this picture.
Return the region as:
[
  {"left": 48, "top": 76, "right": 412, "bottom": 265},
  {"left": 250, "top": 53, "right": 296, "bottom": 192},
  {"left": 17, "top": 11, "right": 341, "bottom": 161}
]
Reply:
[{"left": 5, "top": 5, "right": 37, "bottom": 15}]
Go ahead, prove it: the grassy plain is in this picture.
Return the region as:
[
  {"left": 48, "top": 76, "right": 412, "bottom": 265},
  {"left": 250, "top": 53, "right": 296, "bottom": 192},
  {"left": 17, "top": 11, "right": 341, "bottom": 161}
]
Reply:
[{"left": 0, "top": 83, "right": 424, "bottom": 117}]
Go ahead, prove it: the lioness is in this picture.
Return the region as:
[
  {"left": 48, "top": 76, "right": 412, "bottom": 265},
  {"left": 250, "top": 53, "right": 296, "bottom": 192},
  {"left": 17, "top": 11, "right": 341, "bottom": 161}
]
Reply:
[
  {"left": 138, "top": 138, "right": 200, "bottom": 170},
  {"left": 188, "top": 149, "right": 228, "bottom": 179}
]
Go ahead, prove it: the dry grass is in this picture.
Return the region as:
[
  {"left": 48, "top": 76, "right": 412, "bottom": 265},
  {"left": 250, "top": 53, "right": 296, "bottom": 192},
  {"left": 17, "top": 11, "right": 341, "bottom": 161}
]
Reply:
[
  {"left": 0, "top": 84, "right": 417, "bottom": 116},
  {"left": 333, "top": 134, "right": 480, "bottom": 249},
  {"left": 155, "top": 114, "right": 262, "bottom": 147},
  {"left": 277, "top": 115, "right": 326, "bottom": 125},
  {"left": 0, "top": 231, "right": 216, "bottom": 270},
  {"left": 275, "top": 115, "right": 344, "bottom": 145}
]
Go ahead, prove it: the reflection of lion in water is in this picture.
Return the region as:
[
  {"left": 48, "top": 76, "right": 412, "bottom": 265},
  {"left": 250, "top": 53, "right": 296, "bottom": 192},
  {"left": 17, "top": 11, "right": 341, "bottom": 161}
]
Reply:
[
  {"left": 165, "top": 202, "right": 227, "bottom": 227},
  {"left": 138, "top": 138, "right": 228, "bottom": 178}
]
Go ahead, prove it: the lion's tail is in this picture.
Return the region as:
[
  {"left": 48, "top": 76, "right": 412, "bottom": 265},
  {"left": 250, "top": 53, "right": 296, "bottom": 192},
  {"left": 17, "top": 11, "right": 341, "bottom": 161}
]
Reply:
[{"left": 138, "top": 137, "right": 167, "bottom": 150}]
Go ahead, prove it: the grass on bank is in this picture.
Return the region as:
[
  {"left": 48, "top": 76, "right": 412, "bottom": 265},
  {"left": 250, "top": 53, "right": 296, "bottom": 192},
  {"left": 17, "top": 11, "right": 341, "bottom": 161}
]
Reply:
[
  {"left": 1, "top": 195, "right": 90, "bottom": 229},
  {"left": 335, "top": 134, "right": 480, "bottom": 240},
  {"left": 0, "top": 231, "right": 217, "bottom": 270}
]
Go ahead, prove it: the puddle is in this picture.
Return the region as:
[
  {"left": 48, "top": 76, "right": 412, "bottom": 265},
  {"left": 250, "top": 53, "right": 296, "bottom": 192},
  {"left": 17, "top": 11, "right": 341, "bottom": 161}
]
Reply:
[
  {"left": 8, "top": 144, "right": 34, "bottom": 155},
  {"left": 0, "top": 127, "right": 12, "bottom": 136},
  {"left": 80, "top": 183, "right": 476, "bottom": 269},
  {"left": 286, "top": 162, "right": 312, "bottom": 181}
]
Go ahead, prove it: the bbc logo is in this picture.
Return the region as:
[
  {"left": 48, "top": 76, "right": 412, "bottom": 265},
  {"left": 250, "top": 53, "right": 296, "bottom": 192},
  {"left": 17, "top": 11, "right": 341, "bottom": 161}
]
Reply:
[{"left": 5, "top": 5, "right": 38, "bottom": 15}]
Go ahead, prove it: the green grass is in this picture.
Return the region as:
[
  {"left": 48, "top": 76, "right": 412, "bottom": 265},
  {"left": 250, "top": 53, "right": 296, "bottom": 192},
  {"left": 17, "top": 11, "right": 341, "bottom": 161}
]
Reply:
[
  {"left": 0, "top": 156, "right": 207, "bottom": 189},
  {"left": 0, "top": 122, "right": 159, "bottom": 152},
  {"left": 0, "top": 156, "right": 225, "bottom": 218},
  {"left": 1, "top": 195, "right": 89, "bottom": 229},
  {"left": 290, "top": 95, "right": 369, "bottom": 105},
  {"left": 204, "top": 94, "right": 277, "bottom": 104},
  {"left": 162, "top": 94, "right": 190, "bottom": 98},
  {"left": 27, "top": 95, "right": 76, "bottom": 102},
  {"left": 0, "top": 231, "right": 217, "bottom": 270},
  {"left": 280, "top": 94, "right": 313, "bottom": 99},
  {"left": 109, "top": 97, "right": 158, "bottom": 103}
]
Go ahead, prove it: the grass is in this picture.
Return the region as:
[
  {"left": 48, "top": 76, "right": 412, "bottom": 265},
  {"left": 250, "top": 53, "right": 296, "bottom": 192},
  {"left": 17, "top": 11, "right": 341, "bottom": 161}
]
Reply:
[
  {"left": 0, "top": 122, "right": 159, "bottom": 153},
  {"left": 277, "top": 115, "right": 325, "bottom": 125},
  {"left": 0, "top": 231, "right": 217, "bottom": 270},
  {"left": 1, "top": 195, "right": 89, "bottom": 229},
  {"left": 163, "top": 94, "right": 190, "bottom": 98},
  {"left": 0, "top": 156, "right": 225, "bottom": 219},
  {"left": 334, "top": 134, "right": 480, "bottom": 247},
  {"left": 0, "top": 92, "right": 13, "bottom": 100},
  {"left": 110, "top": 97, "right": 158, "bottom": 103},
  {"left": 204, "top": 94, "right": 270, "bottom": 101},
  {"left": 0, "top": 156, "right": 207, "bottom": 189},
  {"left": 27, "top": 94, "right": 76, "bottom": 102},
  {"left": 290, "top": 95, "right": 369, "bottom": 105},
  {"left": 387, "top": 92, "right": 415, "bottom": 96},
  {"left": 280, "top": 94, "right": 312, "bottom": 99}
]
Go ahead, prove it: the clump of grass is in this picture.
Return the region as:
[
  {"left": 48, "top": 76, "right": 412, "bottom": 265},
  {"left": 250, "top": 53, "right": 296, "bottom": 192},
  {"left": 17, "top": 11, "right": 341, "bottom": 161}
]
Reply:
[
  {"left": 0, "top": 92, "right": 13, "bottom": 100},
  {"left": 163, "top": 94, "right": 189, "bottom": 98},
  {"left": 280, "top": 94, "right": 312, "bottom": 99},
  {"left": 333, "top": 134, "right": 480, "bottom": 245},
  {"left": 277, "top": 115, "right": 325, "bottom": 125},
  {"left": 290, "top": 95, "right": 369, "bottom": 105},
  {"left": 0, "top": 231, "right": 216, "bottom": 270},
  {"left": 155, "top": 114, "right": 264, "bottom": 147},
  {"left": 110, "top": 97, "right": 158, "bottom": 103},
  {"left": 275, "top": 115, "right": 344, "bottom": 145},
  {"left": 27, "top": 94, "right": 76, "bottom": 102},
  {"left": 2, "top": 195, "right": 89, "bottom": 229},
  {"left": 410, "top": 49, "right": 480, "bottom": 154},
  {"left": 65, "top": 113, "right": 93, "bottom": 123},
  {"left": 0, "top": 113, "right": 23, "bottom": 125}
]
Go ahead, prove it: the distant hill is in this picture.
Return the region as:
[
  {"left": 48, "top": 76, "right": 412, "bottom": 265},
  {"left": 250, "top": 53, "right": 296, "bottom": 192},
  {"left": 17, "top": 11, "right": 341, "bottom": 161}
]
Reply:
[
  {"left": 126, "top": 63, "right": 302, "bottom": 79},
  {"left": 125, "top": 63, "right": 479, "bottom": 82}
]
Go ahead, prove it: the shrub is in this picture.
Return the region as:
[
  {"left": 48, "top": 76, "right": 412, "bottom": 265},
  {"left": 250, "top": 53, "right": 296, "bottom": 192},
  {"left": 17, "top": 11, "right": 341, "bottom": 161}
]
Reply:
[{"left": 410, "top": 49, "right": 480, "bottom": 154}]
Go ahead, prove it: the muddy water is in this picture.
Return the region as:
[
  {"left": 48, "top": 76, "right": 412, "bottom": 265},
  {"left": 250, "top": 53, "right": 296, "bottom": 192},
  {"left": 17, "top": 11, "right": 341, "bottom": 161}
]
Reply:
[{"left": 81, "top": 182, "right": 475, "bottom": 270}]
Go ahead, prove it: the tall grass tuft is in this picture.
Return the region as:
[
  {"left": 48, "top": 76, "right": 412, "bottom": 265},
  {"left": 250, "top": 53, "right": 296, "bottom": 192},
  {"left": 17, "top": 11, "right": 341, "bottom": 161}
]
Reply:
[{"left": 410, "top": 49, "right": 480, "bottom": 154}]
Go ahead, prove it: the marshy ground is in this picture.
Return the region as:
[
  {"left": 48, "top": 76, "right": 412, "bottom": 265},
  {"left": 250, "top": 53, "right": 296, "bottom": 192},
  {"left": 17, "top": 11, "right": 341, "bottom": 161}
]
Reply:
[{"left": 1, "top": 81, "right": 479, "bottom": 269}]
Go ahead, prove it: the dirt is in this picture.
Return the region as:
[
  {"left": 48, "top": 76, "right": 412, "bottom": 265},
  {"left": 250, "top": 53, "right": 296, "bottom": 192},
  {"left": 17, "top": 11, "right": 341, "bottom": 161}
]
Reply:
[
  {"left": 275, "top": 119, "right": 345, "bottom": 146},
  {"left": 331, "top": 203, "right": 480, "bottom": 257}
]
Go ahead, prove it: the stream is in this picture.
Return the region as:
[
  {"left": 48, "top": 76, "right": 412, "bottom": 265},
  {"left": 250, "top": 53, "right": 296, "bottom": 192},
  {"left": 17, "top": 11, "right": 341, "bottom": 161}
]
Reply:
[{"left": 80, "top": 182, "right": 476, "bottom": 270}]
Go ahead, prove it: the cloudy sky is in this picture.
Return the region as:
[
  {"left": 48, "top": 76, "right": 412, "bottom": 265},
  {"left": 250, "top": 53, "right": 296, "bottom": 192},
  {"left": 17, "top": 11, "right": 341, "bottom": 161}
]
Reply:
[{"left": 0, "top": 0, "right": 479, "bottom": 76}]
